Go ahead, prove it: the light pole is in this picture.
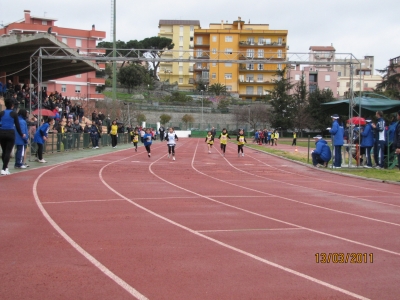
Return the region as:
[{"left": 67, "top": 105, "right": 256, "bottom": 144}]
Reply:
[{"left": 248, "top": 105, "right": 251, "bottom": 133}]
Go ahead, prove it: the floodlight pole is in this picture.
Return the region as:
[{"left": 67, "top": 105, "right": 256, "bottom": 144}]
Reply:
[{"left": 112, "top": 0, "right": 117, "bottom": 102}]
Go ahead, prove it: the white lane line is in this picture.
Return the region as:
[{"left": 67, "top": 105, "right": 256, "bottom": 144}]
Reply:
[
  {"left": 244, "top": 146, "right": 400, "bottom": 197},
  {"left": 197, "top": 228, "right": 304, "bottom": 233},
  {"left": 31, "top": 144, "right": 168, "bottom": 300},
  {"left": 97, "top": 154, "right": 370, "bottom": 300},
  {"left": 42, "top": 198, "right": 126, "bottom": 204}
]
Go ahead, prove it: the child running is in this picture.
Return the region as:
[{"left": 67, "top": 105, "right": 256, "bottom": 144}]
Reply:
[
  {"left": 143, "top": 128, "right": 153, "bottom": 157},
  {"left": 237, "top": 129, "right": 247, "bottom": 157},
  {"left": 218, "top": 128, "right": 231, "bottom": 157},
  {"left": 132, "top": 128, "right": 139, "bottom": 152},
  {"left": 205, "top": 131, "right": 214, "bottom": 153},
  {"left": 165, "top": 127, "right": 179, "bottom": 160}
]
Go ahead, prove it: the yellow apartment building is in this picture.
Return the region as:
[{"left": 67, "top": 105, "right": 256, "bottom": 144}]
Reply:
[
  {"left": 158, "top": 20, "right": 201, "bottom": 90},
  {"left": 193, "top": 17, "right": 288, "bottom": 100}
]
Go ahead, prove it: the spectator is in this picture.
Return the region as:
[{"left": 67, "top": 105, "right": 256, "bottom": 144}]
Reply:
[
  {"left": 311, "top": 135, "right": 331, "bottom": 167},
  {"left": 33, "top": 117, "right": 54, "bottom": 163},
  {"left": 14, "top": 109, "right": 29, "bottom": 169},
  {"left": 394, "top": 110, "right": 400, "bottom": 170},
  {"left": 159, "top": 125, "right": 165, "bottom": 141},
  {"left": 292, "top": 131, "right": 297, "bottom": 146},
  {"left": 210, "top": 127, "right": 217, "bottom": 138},
  {"left": 360, "top": 119, "right": 374, "bottom": 168},
  {"left": 328, "top": 114, "right": 344, "bottom": 169},
  {"left": 89, "top": 121, "right": 100, "bottom": 149},
  {"left": 72, "top": 119, "right": 83, "bottom": 149},
  {"left": 371, "top": 111, "right": 386, "bottom": 169},
  {"left": 83, "top": 121, "right": 91, "bottom": 148}
]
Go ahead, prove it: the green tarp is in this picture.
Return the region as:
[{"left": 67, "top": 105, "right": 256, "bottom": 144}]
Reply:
[{"left": 322, "top": 96, "right": 400, "bottom": 115}]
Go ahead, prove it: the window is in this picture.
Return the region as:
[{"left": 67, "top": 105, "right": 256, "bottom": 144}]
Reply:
[
  {"left": 246, "top": 75, "right": 254, "bottom": 82},
  {"left": 295, "top": 74, "right": 300, "bottom": 81},
  {"left": 212, "top": 36, "right": 217, "bottom": 42},
  {"left": 42, "top": 20, "right": 47, "bottom": 25},
  {"left": 226, "top": 85, "right": 232, "bottom": 91},
  {"left": 225, "top": 35, "right": 233, "bottom": 42},
  {"left": 257, "top": 86, "right": 263, "bottom": 95},
  {"left": 265, "top": 38, "right": 271, "bottom": 45},
  {"left": 325, "top": 75, "right": 331, "bottom": 82},
  {"left": 196, "top": 63, "right": 202, "bottom": 69},
  {"left": 278, "top": 64, "right": 282, "bottom": 70},
  {"left": 76, "top": 74, "right": 81, "bottom": 78},
  {"left": 257, "top": 74, "right": 263, "bottom": 82},
  {"left": 212, "top": 62, "right": 216, "bottom": 67},
  {"left": 212, "top": 48, "right": 217, "bottom": 54},
  {"left": 179, "top": 66, "right": 183, "bottom": 72},
  {"left": 196, "top": 50, "right": 202, "bottom": 57},
  {"left": 190, "top": 37, "right": 193, "bottom": 41},
  {"left": 257, "top": 49, "right": 264, "bottom": 58},
  {"left": 258, "top": 38, "right": 264, "bottom": 45},
  {"left": 225, "top": 73, "right": 232, "bottom": 79},
  {"left": 196, "top": 36, "right": 203, "bottom": 45},
  {"left": 61, "top": 85, "right": 66, "bottom": 92},
  {"left": 212, "top": 73, "right": 216, "bottom": 79},
  {"left": 62, "top": 37, "right": 67, "bottom": 44},
  {"left": 338, "top": 71, "right": 342, "bottom": 77},
  {"left": 247, "top": 37, "right": 254, "bottom": 45},
  {"left": 76, "top": 39, "right": 82, "bottom": 47},
  {"left": 75, "top": 86, "right": 81, "bottom": 93},
  {"left": 247, "top": 64, "right": 254, "bottom": 70},
  {"left": 190, "top": 25, "right": 194, "bottom": 32},
  {"left": 178, "top": 78, "right": 183, "bottom": 84},
  {"left": 179, "top": 37, "right": 183, "bottom": 42},
  {"left": 225, "top": 63, "right": 232, "bottom": 67},
  {"left": 179, "top": 26, "right": 183, "bottom": 33},
  {"left": 246, "top": 86, "right": 254, "bottom": 94},
  {"left": 258, "top": 64, "right": 264, "bottom": 70},
  {"left": 278, "top": 37, "right": 282, "bottom": 45},
  {"left": 225, "top": 48, "right": 233, "bottom": 54},
  {"left": 246, "top": 49, "right": 254, "bottom": 58},
  {"left": 324, "top": 87, "right": 330, "bottom": 91},
  {"left": 278, "top": 50, "right": 282, "bottom": 58},
  {"left": 202, "top": 72, "right": 209, "bottom": 80}
]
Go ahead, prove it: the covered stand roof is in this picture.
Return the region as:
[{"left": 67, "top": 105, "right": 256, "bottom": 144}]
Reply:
[
  {"left": 322, "top": 94, "right": 400, "bottom": 115},
  {"left": 0, "top": 33, "right": 100, "bottom": 82}
]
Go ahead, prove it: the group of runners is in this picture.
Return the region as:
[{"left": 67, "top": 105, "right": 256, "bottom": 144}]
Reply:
[{"left": 205, "top": 128, "right": 247, "bottom": 157}]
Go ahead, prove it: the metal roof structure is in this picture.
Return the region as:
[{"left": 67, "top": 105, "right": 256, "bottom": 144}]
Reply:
[{"left": 0, "top": 33, "right": 100, "bottom": 82}]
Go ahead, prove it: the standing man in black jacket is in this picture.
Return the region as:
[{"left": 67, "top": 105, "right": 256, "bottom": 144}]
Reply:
[
  {"left": 394, "top": 110, "right": 400, "bottom": 170},
  {"left": 159, "top": 125, "right": 165, "bottom": 141}
]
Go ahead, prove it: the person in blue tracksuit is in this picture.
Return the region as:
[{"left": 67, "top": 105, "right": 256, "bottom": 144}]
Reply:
[
  {"left": 328, "top": 114, "right": 344, "bottom": 168},
  {"left": 89, "top": 122, "right": 100, "bottom": 149},
  {"left": 33, "top": 117, "right": 54, "bottom": 163},
  {"left": 143, "top": 128, "right": 153, "bottom": 158},
  {"left": 311, "top": 135, "right": 331, "bottom": 167},
  {"left": 372, "top": 111, "right": 386, "bottom": 169},
  {"left": 360, "top": 119, "right": 374, "bottom": 168},
  {"left": 14, "top": 109, "right": 29, "bottom": 169},
  {"left": 0, "top": 98, "right": 26, "bottom": 175}
]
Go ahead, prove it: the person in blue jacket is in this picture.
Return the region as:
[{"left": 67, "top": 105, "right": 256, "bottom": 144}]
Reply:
[
  {"left": 0, "top": 98, "right": 26, "bottom": 175},
  {"left": 311, "top": 135, "right": 331, "bottom": 167},
  {"left": 89, "top": 121, "right": 100, "bottom": 149},
  {"left": 33, "top": 117, "right": 54, "bottom": 163},
  {"left": 14, "top": 109, "right": 29, "bottom": 169},
  {"left": 328, "top": 114, "right": 344, "bottom": 168},
  {"left": 360, "top": 119, "right": 374, "bottom": 168},
  {"left": 143, "top": 128, "right": 153, "bottom": 158}
]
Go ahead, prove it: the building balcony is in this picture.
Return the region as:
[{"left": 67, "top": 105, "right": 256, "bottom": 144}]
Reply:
[
  {"left": 194, "top": 54, "right": 210, "bottom": 59},
  {"left": 238, "top": 54, "right": 287, "bottom": 61},
  {"left": 88, "top": 78, "right": 105, "bottom": 84},
  {"left": 193, "top": 66, "right": 209, "bottom": 72},
  {"left": 239, "top": 41, "right": 286, "bottom": 48},
  {"left": 194, "top": 43, "right": 210, "bottom": 48},
  {"left": 238, "top": 80, "right": 273, "bottom": 84}
]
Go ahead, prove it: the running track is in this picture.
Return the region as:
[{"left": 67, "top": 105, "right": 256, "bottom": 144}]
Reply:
[{"left": 1, "top": 138, "right": 400, "bottom": 299}]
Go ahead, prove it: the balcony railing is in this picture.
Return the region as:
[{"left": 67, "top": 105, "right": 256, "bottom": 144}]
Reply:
[{"left": 239, "top": 41, "right": 286, "bottom": 47}]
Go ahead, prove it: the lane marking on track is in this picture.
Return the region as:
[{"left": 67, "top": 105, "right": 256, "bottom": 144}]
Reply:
[
  {"left": 244, "top": 146, "right": 400, "bottom": 198},
  {"left": 42, "top": 198, "right": 126, "bottom": 204},
  {"left": 131, "top": 161, "right": 141, "bottom": 162},
  {"left": 31, "top": 144, "right": 169, "bottom": 300},
  {"left": 197, "top": 228, "right": 304, "bottom": 233},
  {"left": 97, "top": 150, "right": 370, "bottom": 300}
]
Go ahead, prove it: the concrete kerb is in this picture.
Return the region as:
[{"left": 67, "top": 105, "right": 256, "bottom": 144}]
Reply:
[{"left": 245, "top": 144, "right": 400, "bottom": 186}]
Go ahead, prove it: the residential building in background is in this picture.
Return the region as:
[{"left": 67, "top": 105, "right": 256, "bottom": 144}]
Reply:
[
  {"left": 289, "top": 46, "right": 338, "bottom": 96},
  {"left": 193, "top": 17, "right": 288, "bottom": 101},
  {"left": 0, "top": 10, "right": 106, "bottom": 100},
  {"left": 158, "top": 20, "right": 201, "bottom": 90}
]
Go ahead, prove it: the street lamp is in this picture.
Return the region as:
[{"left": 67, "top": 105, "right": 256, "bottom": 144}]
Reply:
[{"left": 248, "top": 105, "right": 251, "bottom": 133}]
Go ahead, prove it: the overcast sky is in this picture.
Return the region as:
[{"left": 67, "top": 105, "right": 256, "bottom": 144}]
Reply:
[{"left": 3, "top": 0, "right": 399, "bottom": 74}]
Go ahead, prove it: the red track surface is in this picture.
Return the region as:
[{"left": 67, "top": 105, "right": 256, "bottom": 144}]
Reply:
[{"left": 1, "top": 139, "right": 400, "bottom": 299}]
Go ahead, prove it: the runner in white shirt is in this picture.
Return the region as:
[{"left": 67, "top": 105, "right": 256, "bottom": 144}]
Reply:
[{"left": 165, "top": 127, "right": 179, "bottom": 161}]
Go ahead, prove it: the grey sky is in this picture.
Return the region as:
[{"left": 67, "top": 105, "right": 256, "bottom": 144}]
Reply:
[{"left": 3, "top": 0, "right": 399, "bottom": 73}]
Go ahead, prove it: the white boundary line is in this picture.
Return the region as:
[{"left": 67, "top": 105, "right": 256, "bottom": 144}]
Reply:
[
  {"left": 197, "top": 228, "right": 304, "bottom": 233},
  {"left": 97, "top": 146, "right": 369, "bottom": 300}
]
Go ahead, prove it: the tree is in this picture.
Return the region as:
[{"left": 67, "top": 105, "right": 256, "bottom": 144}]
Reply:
[
  {"left": 209, "top": 83, "right": 227, "bottom": 96},
  {"left": 268, "top": 68, "right": 295, "bottom": 130},
  {"left": 307, "top": 87, "right": 334, "bottom": 132},
  {"left": 375, "top": 61, "right": 400, "bottom": 99},
  {"left": 160, "top": 114, "right": 172, "bottom": 125},
  {"left": 181, "top": 114, "right": 195, "bottom": 129},
  {"left": 231, "top": 104, "right": 270, "bottom": 132},
  {"left": 117, "top": 64, "right": 152, "bottom": 93},
  {"left": 140, "top": 37, "right": 174, "bottom": 80},
  {"left": 195, "top": 80, "right": 208, "bottom": 92},
  {"left": 135, "top": 112, "right": 146, "bottom": 124},
  {"left": 291, "top": 71, "right": 312, "bottom": 135},
  {"left": 163, "top": 91, "right": 192, "bottom": 105},
  {"left": 217, "top": 98, "right": 230, "bottom": 111}
]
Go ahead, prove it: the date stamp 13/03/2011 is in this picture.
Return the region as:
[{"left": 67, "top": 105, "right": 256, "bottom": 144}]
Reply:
[{"left": 315, "top": 253, "right": 373, "bottom": 264}]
